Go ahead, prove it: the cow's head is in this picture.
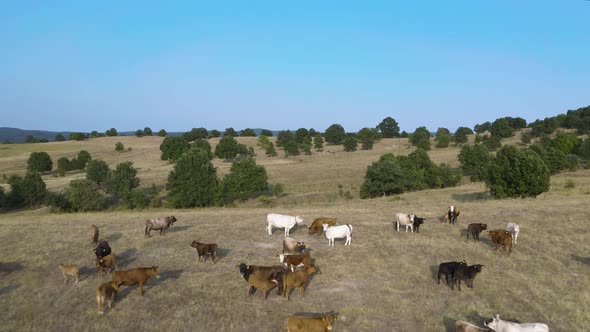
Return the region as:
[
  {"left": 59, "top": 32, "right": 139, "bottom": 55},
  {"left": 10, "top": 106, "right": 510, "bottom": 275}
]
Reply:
[
  {"left": 295, "top": 216, "right": 304, "bottom": 224},
  {"left": 473, "top": 264, "right": 485, "bottom": 273},
  {"left": 413, "top": 216, "right": 425, "bottom": 226},
  {"left": 481, "top": 223, "right": 487, "bottom": 230},
  {"left": 167, "top": 216, "right": 177, "bottom": 225},
  {"left": 148, "top": 266, "right": 160, "bottom": 278},
  {"left": 190, "top": 241, "right": 199, "bottom": 249},
  {"left": 484, "top": 314, "right": 501, "bottom": 329},
  {"left": 322, "top": 224, "right": 330, "bottom": 231},
  {"left": 323, "top": 314, "right": 337, "bottom": 330}
]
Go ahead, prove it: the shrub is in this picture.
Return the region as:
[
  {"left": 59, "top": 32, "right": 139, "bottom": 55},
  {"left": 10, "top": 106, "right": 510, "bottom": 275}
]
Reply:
[
  {"left": 184, "top": 127, "right": 208, "bottom": 141},
  {"left": 283, "top": 140, "right": 300, "bottom": 156},
  {"left": 409, "top": 127, "right": 431, "bottom": 150},
  {"left": 257, "top": 135, "right": 272, "bottom": 150},
  {"left": 192, "top": 139, "right": 213, "bottom": 159},
  {"left": 143, "top": 127, "right": 153, "bottom": 136},
  {"left": 343, "top": 136, "right": 358, "bottom": 152},
  {"left": 458, "top": 144, "right": 491, "bottom": 181},
  {"left": 484, "top": 145, "right": 550, "bottom": 198},
  {"left": 453, "top": 127, "right": 473, "bottom": 145},
  {"left": 115, "top": 142, "right": 125, "bottom": 152},
  {"left": 483, "top": 135, "right": 502, "bottom": 150},
  {"left": 324, "top": 124, "right": 346, "bottom": 145},
  {"left": 357, "top": 127, "right": 380, "bottom": 150},
  {"left": 157, "top": 129, "right": 167, "bottom": 137},
  {"left": 529, "top": 143, "right": 568, "bottom": 175},
  {"left": 166, "top": 147, "right": 218, "bottom": 208},
  {"left": 551, "top": 132, "right": 581, "bottom": 155},
  {"left": 69, "top": 132, "right": 86, "bottom": 141},
  {"left": 27, "top": 152, "right": 53, "bottom": 173},
  {"left": 107, "top": 162, "right": 140, "bottom": 200},
  {"left": 220, "top": 157, "right": 268, "bottom": 203},
  {"left": 313, "top": 135, "right": 324, "bottom": 151},
  {"left": 160, "top": 136, "right": 190, "bottom": 161},
  {"left": 260, "top": 129, "right": 273, "bottom": 137},
  {"left": 215, "top": 136, "right": 248, "bottom": 160},
  {"left": 130, "top": 189, "right": 150, "bottom": 209},
  {"left": 240, "top": 128, "right": 257, "bottom": 137},
  {"left": 0, "top": 186, "right": 5, "bottom": 210},
  {"left": 55, "top": 134, "right": 66, "bottom": 142},
  {"left": 66, "top": 179, "right": 104, "bottom": 211},
  {"left": 74, "top": 150, "right": 91, "bottom": 170},
  {"left": 223, "top": 127, "right": 238, "bottom": 137},
  {"left": 474, "top": 121, "right": 491, "bottom": 134},
  {"left": 45, "top": 191, "right": 72, "bottom": 212},
  {"left": 435, "top": 128, "right": 452, "bottom": 148},
  {"left": 265, "top": 143, "right": 278, "bottom": 157},
  {"left": 377, "top": 117, "right": 400, "bottom": 138},
  {"left": 86, "top": 159, "right": 110, "bottom": 185},
  {"left": 105, "top": 128, "right": 118, "bottom": 136},
  {"left": 56, "top": 157, "right": 71, "bottom": 176},
  {"left": 271, "top": 183, "right": 285, "bottom": 197}
]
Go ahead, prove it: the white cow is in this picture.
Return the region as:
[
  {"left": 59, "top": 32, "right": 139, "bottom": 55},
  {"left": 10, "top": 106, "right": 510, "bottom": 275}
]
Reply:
[
  {"left": 484, "top": 314, "right": 548, "bottom": 332},
  {"left": 323, "top": 224, "right": 352, "bottom": 246},
  {"left": 395, "top": 213, "right": 415, "bottom": 233},
  {"left": 266, "top": 213, "right": 303, "bottom": 237},
  {"left": 506, "top": 223, "right": 520, "bottom": 244}
]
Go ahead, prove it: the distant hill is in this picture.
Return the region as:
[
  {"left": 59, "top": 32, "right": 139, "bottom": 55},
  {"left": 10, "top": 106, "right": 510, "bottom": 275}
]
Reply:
[{"left": 0, "top": 127, "right": 72, "bottom": 143}]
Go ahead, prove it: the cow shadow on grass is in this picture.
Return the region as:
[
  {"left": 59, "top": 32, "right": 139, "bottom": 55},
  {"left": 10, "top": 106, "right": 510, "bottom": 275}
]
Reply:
[
  {"left": 167, "top": 225, "right": 192, "bottom": 234},
  {"left": 0, "top": 285, "right": 18, "bottom": 296},
  {"left": 214, "top": 248, "right": 231, "bottom": 263},
  {"left": 79, "top": 266, "right": 96, "bottom": 280},
  {"left": 572, "top": 255, "right": 590, "bottom": 266},
  {"left": 442, "top": 316, "right": 457, "bottom": 332},
  {"left": 104, "top": 232, "right": 123, "bottom": 242},
  {"left": 0, "top": 262, "right": 24, "bottom": 275},
  {"left": 292, "top": 310, "right": 338, "bottom": 318},
  {"left": 117, "top": 248, "right": 138, "bottom": 267}
]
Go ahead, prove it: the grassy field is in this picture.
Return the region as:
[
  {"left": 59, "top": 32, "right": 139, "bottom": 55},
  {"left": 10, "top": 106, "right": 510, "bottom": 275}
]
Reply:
[{"left": 0, "top": 136, "right": 589, "bottom": 331}]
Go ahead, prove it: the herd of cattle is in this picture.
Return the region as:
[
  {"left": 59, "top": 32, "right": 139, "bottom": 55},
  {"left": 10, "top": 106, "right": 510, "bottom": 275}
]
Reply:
[{"left": 56, "top": 206, "right": 549, "bottom": 331}]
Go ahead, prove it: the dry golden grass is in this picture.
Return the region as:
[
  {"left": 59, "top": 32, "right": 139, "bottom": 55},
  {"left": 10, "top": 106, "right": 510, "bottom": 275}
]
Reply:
[{"left": 0, "top": 135, "right": 589, "bottom": 331}]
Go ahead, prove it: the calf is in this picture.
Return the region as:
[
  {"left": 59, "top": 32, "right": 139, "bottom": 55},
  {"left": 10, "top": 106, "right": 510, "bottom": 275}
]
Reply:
[
  {"left": 267, "top": 213, "right": 304, "bottom": 237},
  {"left": 283, "top": 264, "right": 320, "bottom": 301},
  {"left": 247, "top": 275, "right": 278, "bottom": 300},
  {"left": 437, "top": 260, "right": 467, "bottom": 290},
  {"left": 308, "top": 217, "right": 337, "bottom": 236},
  {"left": 488, "top": 230, "right": 512, "bottom": 254},
  {"left": 89, "top": 225, "right": 99, "bottom": 244},
  {"left": 59, "top": 264, "right": 79, "bottom": 284},
  {"left": 112, "top": 266, "right": 160, "bottom": 296},
  {"left": 455, "top": 264, "right": 484, "bottom": 291},
  {"left": 190, "top": 241, "right": 217, "bottom": 263},
  {"left": 94, "top": 240, "right": 112, "bottom": 259},
  {"left": 456, "top": 320, "right": 492, "bottom": 332},
  {"left": 323, "top": 224, "right": 352, "bottom": 246},
  {"left": 96, "top": 281, "right": 119, "bottom": 314},
  {"left": 278, "top": 253, "right": 312, "bottom": 272},
  {"left": 484, "top": 314, "right": 549, "bottom": 332},
  {"left": 145, "top": 216, "right": 177, "bottom": 237},
  {"left": 395, "top": 213, "right": 415, "bottom": 233},
  {"left": 282, "top": 237, "right": 307, "bottom": 254},
  {"left": 95, "top": 254, "right": 118, "bottom": 278},
  {"left": 467, "top": 223, "right": 488, "bottom": 241},
  {"left": 506, "top": 222, "right": 520, "bottom": 244},
  {"left": 413, "top": 216, "right": 425, "bottom": 233},
  {"left": 238, "top": 263, "right": 285, "bottom": 295},
  {"left": 444, "top": 206, "right": 460, "bottom": 224},
  {"left": 285, "top": 313, "right": 337, "bottom": 332}
]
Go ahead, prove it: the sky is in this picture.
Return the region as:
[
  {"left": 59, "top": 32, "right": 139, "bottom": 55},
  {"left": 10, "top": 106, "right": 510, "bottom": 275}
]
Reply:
[{"left": 0, "top": 1, "right": 588, "bottom": 133}]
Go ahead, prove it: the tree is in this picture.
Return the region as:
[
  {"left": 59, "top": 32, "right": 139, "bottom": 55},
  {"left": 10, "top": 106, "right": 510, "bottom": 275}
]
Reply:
[
  {"left": 70, "top": 132, "right": 86, "bottom": 141},
  {"left": 208, "top": 129, "right": 221, "bottom": 138},
  {"left": 135, "top": 129, "right": 144, "bottom": 137},
  {"left": 276, "top": 130, "right": 295, "bottom": 148},
  {"left": 184, "top": 127, "right": 208, "bottom": 141},
  {"left": 528, "top": 143, "right": 568, "bottom": 175},
  {"left": 484, "top": 145, "right": 550, "bottom": 198},
  {"left": 324, "top": 124, "right": 346, "bottom": 145},
  {"left": 409, "top": 127, "right": 431, "bottom": 150},
  {"left": 295, "top": 128, "right": 310, "bottom": 144},
  {"left": 474, "top": 122, "right": 491, "bottom": 134},
  {"left": 215, "top": 136, "right": 247, "bottom": 160},
  {"left": 309, "top": 128, "right": 318, "bottom": 137},
  {"left": 453, "top": 127, "right": 473, "bottom": 145},
  {"left": 220, "top": 157, "right": 268, "bottom": 202},
  {"left": 105, "top": 128, "right": 118, "bottom": 136},
  {"left": 458, "top": 144, "right": 491, "bottom": 181},
  {"left": 343, "top": 136, "right": 358, "bottom": 152},
  {"left": 157, "top": 129, "right": 167, "bottom": 137},
  {"left": 57, "top": 157, "right": 71, "bottom": 176},
  {"left": 22, "top": 172, "right": 47, "bottom": 207},
  {"left": 166, "top": 147, "right": 218, "bottom": 208},
  {"left": 115, "top": 142, "right": 125, "bottom": 152},
  {"left": 74, "top": 150, "right": 91, "bottom": 170},
  {"left": 490, "top": 118, "right": 514, "bottom": 138},
  {"left": 192, "top": 139, "right": 213, "bottom": 159},
  {"left": 143, "top": 127, "right": 153, "bottom": 136},
  {"left": 107, "top": 162, "right": 140, "bottom": 200},
  {"left": 257, "top": 135, "right": 272, "bottom": 150},
  {"left": 283, "top": 140, "right": 300, "bottom": 156},
  {"left": 260, "top": 129, "right": 273, "bottom": 137},
  {"left": 86, "top": 159, "right": 110, "bottom": 186},
  {"left": 435, "top": 128, "right": 452, "bottom": 148},
  {"left": 89, "top": 131, "right": 100, "bottom": 138},
  {"left": 27, "top": 152, "right": 53, "bottom": 173},
  {"left": 357, "top": 127, "right": 380, "bottom": 150},
  {"left": 265, "top": 143, "right": 277, "bottom": 157},
  {"left": 55, "top": 133, "right": 66, "bottom": 142},
  {"left": 66, "top": 179, "right": 104, "bottom": 211},
  {"left": 377, "top": 117, "right": 400, "bottom": 138},
  {"left": 160, "top": 136, "right": 190, "bottom": 161},
  {"left": 313, "top": 135, "right": 324, "bottom": 151},
  {"left": 223, "top": 128, "right": 238, "bottom": 137},
  {"left": 240, "top": 128, "right": 257, "bottom": 137},
  {"left": 551, "top": 132, "right": 580, "bottom": 155},
  {"left": 521, "top": 132, "right": 532, "bottom": 144}
]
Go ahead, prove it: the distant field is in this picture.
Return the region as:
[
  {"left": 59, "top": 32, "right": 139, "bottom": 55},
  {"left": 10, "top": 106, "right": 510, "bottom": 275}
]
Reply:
[{"left": 0, "top": 135, "right": 589, "bottom": 331}]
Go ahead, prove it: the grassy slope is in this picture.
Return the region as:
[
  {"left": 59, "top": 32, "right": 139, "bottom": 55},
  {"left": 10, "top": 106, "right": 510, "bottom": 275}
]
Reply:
[{"left": 0, "top": 136, "right": 589, "bottom": 332}]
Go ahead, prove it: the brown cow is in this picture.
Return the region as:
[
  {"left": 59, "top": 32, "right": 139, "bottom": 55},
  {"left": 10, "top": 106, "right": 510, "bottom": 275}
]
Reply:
[
  {"left": 455, "top": 320, "right": 492, "bottom": 332},
  {"left": 308, "top": 218, "right": 337, "bottom": 236},
  {"left": 95, "top": 254, "right": 118, "bottom": 278},
  {"left": 96, "top": 281, "right": 119, "bottom": 314},
  {"left": 488, "top": 230, "right": 512, "bottom": 254},
  {"left": 278, "top": 253, "right": 312, "bottom": 272},
  {"left": 112, "top": 266, "right": 160, "bottom": 296},
  {"left": 190, "top": 241, "right": 217, "bottom": 263},
  {"left": 89, "top": 225, "right": 99, "bottom": 244},
  {"left": 238, "top": 263, "right": 285, "bottom": 296},
  {"left": 444, "top": 206, "right": 460, "bottom": 224},
  {"left": 283, "top": 264, "right": 320, "bottom": 301},
  {"left": 247, "top": 275, "right": 278, "bottom": 300},
  {"left": 467, "top": 223, "right": 487, "bottom": 241},
  {"left": 285, "top": 313, "right": 337, "bottom": 332},
  {"left": 59, "top": 264, "right": 79, "bottom": 284}
]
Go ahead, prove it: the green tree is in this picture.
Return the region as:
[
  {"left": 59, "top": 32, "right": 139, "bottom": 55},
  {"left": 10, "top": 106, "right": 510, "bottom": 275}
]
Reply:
[
  {"left": 474, "top": 121, "right": 491, "bottom": 134},
  {"left": 324, "top": 124, "right": 346, "bottom": 145},
  {"left": 265, "top": 143, "right": 278, "bottom": 157},
  {"left": 160, "top": 136, "right": 190, "bottom": 161},
  {"left": 276, "top": 130, "right": 295, "bottom": 148},
  {"left": 56, "top": 157, "right": 71, "bottom": 176},
  {"left": 435, "top": 128, "right": 452, "bottom": 148},
  {"left": 135, "top": 129, "right": 144, "bottom": 137},
  {"left": 55, "top": 133, "right": 66, "bottom": 142},
  {"left": 70, "top": 132, "right": 86, "bottom": 141},
  {"left": 257, "top": 135, "right": 272, "bottom": 150},
  {"left": 283, "top": 140, "right": 300, "bottom": 156},
  {"left": 143, "top": 127, "right": 153, "bottom": 136},
  {"left": 260, "top": 129, "right": 273, "bottom": 137},
  {"left": 313, "top": 135, "right": 324, "bottom": 151},
  {"left": 453, "top": 127, "right": 473, "bottom": 145},
  {"left": 528, "top": 143, "right": 568, "bottom": 175},
  {"left": 157, "top": 129, "right": 167, "bottom": 137},
  {"left": 521, "top": 132, "right": 532, "bottom": 144},
  {"left": 223, "top": 127, "right": 238, "bottom": 137},
  {"left": 192, "top": 139, "right": 213, "bottom": 159},
  {"left": 409, "top": 127, "right": 431, "bottom": 150},
  {"left": 89, "top": 131, "right": 100, "bottom": 138},
  {"left": 107, "top": 162, "right": 140, "bottom": 200},
  {"left": 166, "top": 147, "right": 218, "bottom": 208},
  {"left": 220, "top": 157, "right": 268, "bottom": 202},
  {"left": 551, "top": 132, "right": 580, "bottom": 155},
  {"left": 74, "top": 150, "right": 91, "bottom": 170},
  {"left": 215, "top": 136, "right": 245, "bottom": 160},
  {"left": 115, "top": 142, "right": 125, "bottom": 152},
  {"left": 208, "top": 129, "right": 221, "bottom": 138},
  {"left": 86, "top": 159, "right": 110, "bottom": 185},
  {"left": 27, "top": 152, "right": 53, "bottom": 173},
  {"left": 184, "top": 127, "right": 208, "bottom": 141},
  {"left": 343, "top": 136, "right": 358, "bottom": 152},
  {"left": 458, "top": 144, "right": 491, "bottom": 181},
  {"left": 490, "top": 118, "right": 514, "bottom": 138},
  {"left": 295, "top": 128, "right": 310, "bottom": 144},
  {"left": 6, "top": 172, "right": 47, "bottom": 208},
  {"left": 484, "top": 145, "right": 550, "bottom": 198},
  {"left": 357, "top": 127, "right": 380, "bottom": 150},
  {"left": 105, "top": 128, "right": 118, "bottom": 136},
  {"left": 240, "top": 128, "right": 257, "bottom": 137},
  {"left": 66, "top": 179, "right": 105, "bottom": 211},
  {"left": 44, "top": 191, "right": 71, "bottom": 212},
  {"left": 377, "top": 117, "right": 400, "bottom": 138}
]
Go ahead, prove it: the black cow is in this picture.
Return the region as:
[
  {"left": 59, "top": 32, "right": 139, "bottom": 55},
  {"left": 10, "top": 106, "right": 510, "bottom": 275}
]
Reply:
[
  {"left": 413, "top": 216, "right": 425, "bottom": 233},
  {"left": 455, "top": 264, "right": 485, "bottom": 291},
  {"left": 437, "top": 260, "right": 467, "bottom": 290},
  {"left": 238, "top": 263, "right": 285, "bottom": 295},
  {"left": 94, "top": 240, "right": 112, "bottom": 259},
  {"left": 467, "top": 223, "right": 488, "bottom": 241}
]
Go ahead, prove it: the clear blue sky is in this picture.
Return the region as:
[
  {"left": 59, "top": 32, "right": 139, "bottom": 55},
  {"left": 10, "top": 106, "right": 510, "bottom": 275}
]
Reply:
[{"left": 1, "top": 1, "right": 588, "bottom": 133}]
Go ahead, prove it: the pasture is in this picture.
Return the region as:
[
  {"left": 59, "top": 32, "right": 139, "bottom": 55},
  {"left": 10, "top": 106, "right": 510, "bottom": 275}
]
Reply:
[{"left": 0, "top": 136, "right": 589, "bottom": 331}]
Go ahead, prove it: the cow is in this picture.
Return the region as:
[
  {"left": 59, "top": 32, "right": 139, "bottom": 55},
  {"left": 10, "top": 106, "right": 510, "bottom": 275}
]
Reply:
[
  {"left": 112, "top": 266, "right": 160, "bottom": 296},
  {"left": 94, "top": 240, "right": 112, "bottom": 259},
  {"left": 144, "top": 216, "right": 177, "bottom": 237},
  {"left": 455, "top": 320, "right": 492, "bottom": 332},
  {"left": 308, "top": 217, "right": 337, "bottom": 236},
  {"left": 467, "top": 223, "right": 488, "bottom": 241},
  {"left": 278, "top": 253, "right": 312, "bottom": 272},
  {"left": 323, "top": 224, "right": 352, "bottom": 246},
  {"left": 238, "top": 263, "right": 285, "bottom": 295},
  {"left": 190, "top": 241, "right": 217, "bottom": 263},
  {"left": 283, "top": 237, "right": 307, "bottom": 254},
  {"left": 283, "top": 264, "right": 320, "bottom": 301},
  {"left": 89, "top": 225, "right": 99, "bottom": 244},
  {"left": 444, "top": 206, "right": 460, "bottom": 224},
  {"left": 413, "top": 216, "right": 425, "bottom": 233},
  {"left": 96, "top": 281, "right": 119, "bottom": 314},
  {"left": 246, "top": 275, "right": 278, "bottom": 300},
  {"left": 59, "top": 264, "right": 79, "bottom": 284},
  {"left": 267, "top": 213, "right": 304, "bottom": 237},
  {"left": 95, "top": 254, "right": 118, "bottom": 278},
  {"left": 484, "top": 314, "right": 549, "bottom": 332},
  {"left": 395, "top": 213, "right": 424, "bottom": 233},
  {"left": 455, "top": 264, "right": 484, "bottom": 291},
  {"left": 437, "top": 260, "right": 467, "bottom": 290},
  {"left": 285, "top": 313, "right": 337, "bottom": 332},
  {"left": 488, "top": 230, "right": 512, "bottom": 254},
  {"left": 506, "top": 223, "right": 520, "bottom": 244}
]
